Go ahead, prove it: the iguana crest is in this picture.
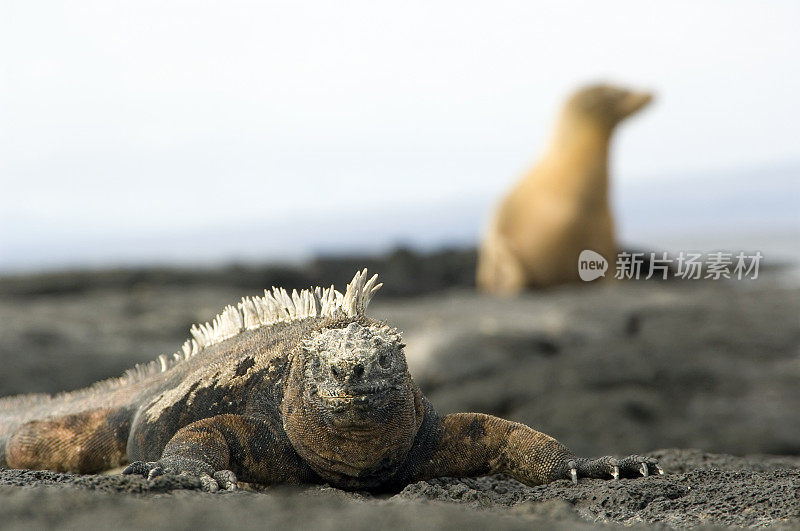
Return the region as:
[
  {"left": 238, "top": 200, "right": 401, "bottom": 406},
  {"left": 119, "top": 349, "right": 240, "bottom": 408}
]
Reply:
[
  {"left": 0, "top": 269, "right": 382, "bottom": 409},
  {"left": 124, "top": 269, "right": 382, "bottom": 385}
]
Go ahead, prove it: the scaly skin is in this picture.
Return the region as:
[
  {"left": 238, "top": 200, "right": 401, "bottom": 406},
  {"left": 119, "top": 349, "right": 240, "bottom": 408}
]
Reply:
[{"left": 0, "top": 272, "right": 663, "bottom": 491}]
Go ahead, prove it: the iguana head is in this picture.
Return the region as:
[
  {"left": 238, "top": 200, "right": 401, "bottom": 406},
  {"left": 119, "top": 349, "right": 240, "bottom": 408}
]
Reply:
[
  {"left": 283, "top": 318, "right": 424, "bottom": 485},
  {"left": 300, "top": 321, "right": 410, "bottom": 427}
]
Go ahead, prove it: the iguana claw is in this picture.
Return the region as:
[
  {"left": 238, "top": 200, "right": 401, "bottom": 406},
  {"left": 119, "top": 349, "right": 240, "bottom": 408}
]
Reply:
[
  {"left": 563, "top": 454, "right": 663, "bottom": 484},
  {"left": 213, "top": 470, "right": 239, "bottom": 491},
  {"left": 122, "top": 461, "right": 151, "bottom": 476},
  {"left": 199, "top": 474, "right": 219, "bottom": 493},
  {"left": 193, "top": 470, "right": 238, "bottom": 492},
  {"left": 122, "top": 460, "right": 237, "bottom": 492},
  {"left": 122, "top": 460, "right": 167, "bottom": 481}
]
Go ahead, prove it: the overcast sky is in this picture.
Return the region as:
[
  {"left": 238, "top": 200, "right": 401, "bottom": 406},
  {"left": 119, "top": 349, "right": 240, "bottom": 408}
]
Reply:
[{"left": 1, "top": 1, "right": 799, "bottom": 270}]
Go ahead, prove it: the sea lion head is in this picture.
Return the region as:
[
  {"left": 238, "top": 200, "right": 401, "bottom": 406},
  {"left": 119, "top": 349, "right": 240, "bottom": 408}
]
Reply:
[{"left": 567, "top": 83, "right": 654, "bottom": 127}]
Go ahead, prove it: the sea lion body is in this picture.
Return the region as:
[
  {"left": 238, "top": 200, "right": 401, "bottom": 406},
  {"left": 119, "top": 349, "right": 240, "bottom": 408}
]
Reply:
[{"left": 477, "top": 84, "right": 652, "bottom": 293}]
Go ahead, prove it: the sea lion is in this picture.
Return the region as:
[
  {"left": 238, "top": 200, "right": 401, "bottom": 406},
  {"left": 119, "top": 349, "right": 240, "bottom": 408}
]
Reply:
[{"left": 477, "top": 83, "right": 653, "bottom": 294}]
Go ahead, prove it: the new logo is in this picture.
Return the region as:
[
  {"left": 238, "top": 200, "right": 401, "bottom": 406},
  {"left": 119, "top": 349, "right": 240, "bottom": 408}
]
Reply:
[{"left": 578, "top": 250, "right": 608, "bottom": 281}]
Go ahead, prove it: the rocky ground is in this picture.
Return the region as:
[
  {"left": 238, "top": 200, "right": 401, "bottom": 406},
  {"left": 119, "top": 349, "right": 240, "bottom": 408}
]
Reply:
[
  {"left": 1, "top": 449, "right": 799, "bottom": 529},
  {"left": 1, "top": 250, "right": 799, "bottom": 528}
]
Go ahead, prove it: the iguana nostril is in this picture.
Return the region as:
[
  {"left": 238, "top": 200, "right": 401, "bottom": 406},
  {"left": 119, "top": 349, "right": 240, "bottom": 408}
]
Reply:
[
  {"left": 353, "top": 364, "right": 365, "bottom": 379},
  {"left": 331, "top": 366, "right": 341, "bottom": 378}
]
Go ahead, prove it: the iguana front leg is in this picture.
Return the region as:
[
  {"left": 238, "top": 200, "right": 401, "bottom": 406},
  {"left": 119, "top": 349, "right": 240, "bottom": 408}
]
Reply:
[
  {"left": 123, "top": 414, "right": 317, "bottom": 491},
  {"left": 412, "top": 413, "right": 662, "bottom": 486}
]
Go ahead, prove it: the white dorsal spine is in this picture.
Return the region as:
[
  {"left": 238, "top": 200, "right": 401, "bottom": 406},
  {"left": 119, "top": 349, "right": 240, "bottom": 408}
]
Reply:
[
  {"left": 121, "top": 268, "right": 382, "bottom": 384},
  {"left": 0, "top": 270, "right": 382, "bottom": 410}
]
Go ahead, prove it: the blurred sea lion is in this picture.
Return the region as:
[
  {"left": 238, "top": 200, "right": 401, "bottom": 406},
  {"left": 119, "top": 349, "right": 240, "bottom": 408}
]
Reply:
[{"left": 477, "top": 83, "right": 653, "bottom": 294}]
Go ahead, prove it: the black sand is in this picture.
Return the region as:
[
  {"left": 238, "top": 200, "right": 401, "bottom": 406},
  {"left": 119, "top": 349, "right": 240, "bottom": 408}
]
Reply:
[{"left": 1, "top": 252, "right": 798, "bottom": 528}]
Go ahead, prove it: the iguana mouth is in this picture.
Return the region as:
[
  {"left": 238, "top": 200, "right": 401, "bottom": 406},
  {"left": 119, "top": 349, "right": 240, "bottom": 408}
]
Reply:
[
  {"left": 317, "top": 387, "right": 389, "bottom": 410},
  {"left": 318, "top": 393, "right": 364, "bottom": 400},
  {"left": 317, "top": 382, "right": 388, "bottom": 399}
]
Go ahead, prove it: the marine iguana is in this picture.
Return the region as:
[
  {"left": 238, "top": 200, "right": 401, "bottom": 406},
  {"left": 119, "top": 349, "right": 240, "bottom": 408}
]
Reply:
[{"left": 0, "top": 270, "right": 662, "bottom": 491}]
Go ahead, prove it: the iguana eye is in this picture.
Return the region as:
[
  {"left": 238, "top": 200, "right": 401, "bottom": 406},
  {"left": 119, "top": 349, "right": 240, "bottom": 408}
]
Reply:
[{"left": 378, "top": 352, "right": 392, "bottom": 369}]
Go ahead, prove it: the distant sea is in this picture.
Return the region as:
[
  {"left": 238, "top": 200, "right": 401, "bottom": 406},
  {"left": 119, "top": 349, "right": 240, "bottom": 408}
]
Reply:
[{"left": 1, "top": 163, "right": 797, "bottom": 282}]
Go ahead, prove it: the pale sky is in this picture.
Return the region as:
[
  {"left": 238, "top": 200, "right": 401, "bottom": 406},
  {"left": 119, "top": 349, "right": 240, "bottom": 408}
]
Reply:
[{"left": 1, "top": 1, "right": 799, "bottom": 270}]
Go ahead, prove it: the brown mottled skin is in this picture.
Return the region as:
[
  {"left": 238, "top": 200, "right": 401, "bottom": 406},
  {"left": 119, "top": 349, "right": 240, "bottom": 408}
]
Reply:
[{"left": 0, "top": 313, "right": 661, "bottom": 492}]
